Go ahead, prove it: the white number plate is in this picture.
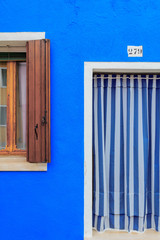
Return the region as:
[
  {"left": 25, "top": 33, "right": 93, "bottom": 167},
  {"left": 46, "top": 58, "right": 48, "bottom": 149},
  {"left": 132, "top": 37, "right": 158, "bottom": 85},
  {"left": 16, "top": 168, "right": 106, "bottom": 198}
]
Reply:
[{"left": 127, "top": 46, "right": 143, "bottom": 57}]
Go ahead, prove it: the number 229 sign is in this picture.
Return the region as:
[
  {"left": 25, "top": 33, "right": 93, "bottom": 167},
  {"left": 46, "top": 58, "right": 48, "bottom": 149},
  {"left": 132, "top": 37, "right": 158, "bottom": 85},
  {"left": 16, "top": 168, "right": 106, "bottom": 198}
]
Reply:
[{"left": 127, "top": 46, "right": 143, "bottom": 57}]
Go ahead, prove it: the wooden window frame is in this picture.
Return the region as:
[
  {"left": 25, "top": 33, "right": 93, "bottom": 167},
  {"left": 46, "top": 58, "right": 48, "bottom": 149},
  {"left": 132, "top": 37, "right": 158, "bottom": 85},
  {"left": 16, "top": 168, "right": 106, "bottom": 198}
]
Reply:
[
  {"left": 0, "top": 61, "right": 26, "bottom": 155},
  {"left": 0, "top": 32, "right": 48, "bottom": 171}
]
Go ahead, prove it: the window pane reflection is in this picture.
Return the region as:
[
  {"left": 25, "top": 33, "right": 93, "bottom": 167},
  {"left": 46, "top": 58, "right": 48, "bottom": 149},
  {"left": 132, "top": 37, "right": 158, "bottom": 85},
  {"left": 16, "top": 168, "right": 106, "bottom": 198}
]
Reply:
[
  {"left": 0, "top": 67, "right": 7, "bottom": 150},
  {"left": 16, "top": 62, "right": 26, "bottom": 150}
]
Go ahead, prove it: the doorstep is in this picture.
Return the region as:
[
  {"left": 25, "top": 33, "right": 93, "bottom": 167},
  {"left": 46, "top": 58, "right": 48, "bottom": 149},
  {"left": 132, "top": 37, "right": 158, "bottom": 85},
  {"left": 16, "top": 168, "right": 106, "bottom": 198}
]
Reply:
[{"left": 85, "top": 229, "right": 160, "bottom": 240}]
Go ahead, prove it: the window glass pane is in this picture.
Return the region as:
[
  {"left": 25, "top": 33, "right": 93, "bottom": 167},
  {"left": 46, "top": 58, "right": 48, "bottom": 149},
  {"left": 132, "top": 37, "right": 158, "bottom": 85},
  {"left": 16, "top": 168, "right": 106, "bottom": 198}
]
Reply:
[
  {"left": 2, "top": 69, "right": 7, "bottom": 87},
  {"left": 0, "top": 66, "right": 7, "bottom": 150},
  {"left": 16, "top": 62, "right": 26, "bottom": 150},
  {"left": 0, "top": 106, "right": 7, "bottom": 125},
  {"left": 0, "top": 53, "right": 26, "bottom": 61}
]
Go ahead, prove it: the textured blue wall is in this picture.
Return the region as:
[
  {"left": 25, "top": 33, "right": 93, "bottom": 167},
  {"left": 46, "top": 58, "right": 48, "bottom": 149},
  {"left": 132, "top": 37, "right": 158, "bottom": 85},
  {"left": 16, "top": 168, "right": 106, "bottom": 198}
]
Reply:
[{"left": 0, "top": 1, "right": 160, "bottom": 239}]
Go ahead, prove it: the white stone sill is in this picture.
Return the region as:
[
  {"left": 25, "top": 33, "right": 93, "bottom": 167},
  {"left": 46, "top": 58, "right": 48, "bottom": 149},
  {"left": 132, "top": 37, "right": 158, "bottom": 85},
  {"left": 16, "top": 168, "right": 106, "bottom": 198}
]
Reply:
[
  {"left": 0, "top": 156, "right": 47, "bottom": 171},
  {"left": 84, "top": 229, "right": 160, "bottom": 240}
]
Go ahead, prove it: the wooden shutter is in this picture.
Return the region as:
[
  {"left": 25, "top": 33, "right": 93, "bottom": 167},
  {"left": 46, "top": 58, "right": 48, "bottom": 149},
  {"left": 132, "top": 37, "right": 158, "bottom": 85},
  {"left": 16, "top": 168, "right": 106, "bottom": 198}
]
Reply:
[{"left": 26, "top": 39, "right": 50, "bottom": 163}]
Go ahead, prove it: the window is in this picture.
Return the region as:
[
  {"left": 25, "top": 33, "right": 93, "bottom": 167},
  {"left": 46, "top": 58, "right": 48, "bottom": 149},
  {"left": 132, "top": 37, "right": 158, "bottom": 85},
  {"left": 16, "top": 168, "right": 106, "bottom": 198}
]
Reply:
[
  {"left": 0, "top": 61, "right": 27, "bottom": 153},
  {"left": 0, "top": 33, "right": 50, "bottom": 171}
]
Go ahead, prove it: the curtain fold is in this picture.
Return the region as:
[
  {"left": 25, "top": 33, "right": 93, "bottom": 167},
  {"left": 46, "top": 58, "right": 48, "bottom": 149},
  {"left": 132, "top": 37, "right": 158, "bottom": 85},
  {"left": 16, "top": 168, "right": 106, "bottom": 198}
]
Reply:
[{"left": 92, "top": 74, "right": 160, "bottom": 232}]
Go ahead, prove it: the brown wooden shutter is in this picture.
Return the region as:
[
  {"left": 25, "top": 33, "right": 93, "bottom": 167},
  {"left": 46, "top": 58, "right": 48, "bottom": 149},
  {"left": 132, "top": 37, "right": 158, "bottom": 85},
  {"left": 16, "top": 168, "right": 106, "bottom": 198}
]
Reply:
[{"left": 26, "top": 39, "right": 50, "bottom": 163}]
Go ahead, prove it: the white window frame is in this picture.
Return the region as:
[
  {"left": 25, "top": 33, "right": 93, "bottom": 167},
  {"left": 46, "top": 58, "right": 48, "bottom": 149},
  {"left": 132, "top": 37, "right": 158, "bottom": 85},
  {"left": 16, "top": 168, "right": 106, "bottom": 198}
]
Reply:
[
  {"left": 0, "top": 32, "right": 47, "bottom": 171},
  {"left": 84, "top": 62, "right": 160, "bottom": 239}
]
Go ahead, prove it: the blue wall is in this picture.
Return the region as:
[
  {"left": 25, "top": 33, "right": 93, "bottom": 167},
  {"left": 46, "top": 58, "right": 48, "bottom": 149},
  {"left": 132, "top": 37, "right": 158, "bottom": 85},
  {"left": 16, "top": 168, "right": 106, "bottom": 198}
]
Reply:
[{"left": 0, "top": 1, "right": 160, "bottom": 239}]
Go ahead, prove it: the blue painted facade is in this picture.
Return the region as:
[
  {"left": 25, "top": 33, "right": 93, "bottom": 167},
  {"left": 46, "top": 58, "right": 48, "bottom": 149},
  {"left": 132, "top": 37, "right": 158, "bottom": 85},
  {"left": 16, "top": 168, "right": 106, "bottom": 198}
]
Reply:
[{"left": 0, "top": 1, "right": 160, "bottom": 239}]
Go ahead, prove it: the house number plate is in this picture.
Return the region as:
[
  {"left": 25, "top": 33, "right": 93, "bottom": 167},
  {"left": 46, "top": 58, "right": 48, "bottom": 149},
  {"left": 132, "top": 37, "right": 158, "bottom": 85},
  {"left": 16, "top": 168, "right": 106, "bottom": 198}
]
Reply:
[{"left": 127, "top": 46, "right": 143, "bottom": 57}]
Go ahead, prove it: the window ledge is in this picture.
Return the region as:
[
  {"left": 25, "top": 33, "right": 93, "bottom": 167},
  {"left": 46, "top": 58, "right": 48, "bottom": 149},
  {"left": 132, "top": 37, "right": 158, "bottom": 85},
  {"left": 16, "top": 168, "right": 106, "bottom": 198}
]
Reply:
[{"left": 0, "top": 156, "right": 47, "bottom": 171}]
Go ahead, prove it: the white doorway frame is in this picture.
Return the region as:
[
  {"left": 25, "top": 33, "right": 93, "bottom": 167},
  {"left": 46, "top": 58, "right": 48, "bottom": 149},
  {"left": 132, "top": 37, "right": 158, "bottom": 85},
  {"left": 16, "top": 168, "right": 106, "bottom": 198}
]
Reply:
[{"left": 84, "top": 62, "right": 160, "bottom": 239}]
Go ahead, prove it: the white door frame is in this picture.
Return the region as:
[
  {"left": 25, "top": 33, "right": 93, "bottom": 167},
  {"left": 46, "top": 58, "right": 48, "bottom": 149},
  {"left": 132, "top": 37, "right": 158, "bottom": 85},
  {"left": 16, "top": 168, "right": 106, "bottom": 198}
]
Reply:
[{"left": 84, "top": 62, "right": 160, "bottom": 238}]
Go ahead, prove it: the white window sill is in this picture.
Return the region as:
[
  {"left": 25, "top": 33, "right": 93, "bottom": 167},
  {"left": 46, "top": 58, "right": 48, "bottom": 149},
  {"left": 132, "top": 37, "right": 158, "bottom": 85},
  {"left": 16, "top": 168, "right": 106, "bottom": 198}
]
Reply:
[
  {"left": 84, "top": 229, "right": 160, "bottom": 240},
  {"left": 0, "top": 156, "right": 47, "bottom": 171}
]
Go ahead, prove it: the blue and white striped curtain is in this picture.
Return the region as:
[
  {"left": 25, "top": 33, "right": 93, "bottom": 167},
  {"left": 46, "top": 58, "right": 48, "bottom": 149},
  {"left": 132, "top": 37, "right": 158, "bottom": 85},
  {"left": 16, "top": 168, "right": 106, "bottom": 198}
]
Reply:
[{"left": 92, "top": 74, "right": 160, "bottom": 232}]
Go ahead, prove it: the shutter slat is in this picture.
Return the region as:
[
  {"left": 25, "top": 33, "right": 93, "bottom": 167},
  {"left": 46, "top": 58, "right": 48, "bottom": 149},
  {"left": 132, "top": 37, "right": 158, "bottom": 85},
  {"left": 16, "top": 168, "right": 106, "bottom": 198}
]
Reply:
[
  {"left": 35, "top": 40, "right": 42, "bottom": 163},
  {"left": 27, "top": 39, "right": 50, "bottom": 163},
  {"left": 41, "top": 40, "right": 46, "bottom": 163},
  {"left": 28, "top": 41, "right": 35, "bottom": 162},
  {"left": 45, "top": 39, "right": 50, "bottom": 163}
]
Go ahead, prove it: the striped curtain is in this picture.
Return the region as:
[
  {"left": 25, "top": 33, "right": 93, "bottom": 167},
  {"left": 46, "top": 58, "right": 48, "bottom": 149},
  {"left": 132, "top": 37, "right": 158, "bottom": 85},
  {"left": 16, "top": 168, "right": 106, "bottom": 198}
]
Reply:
[{"left": 92, "top": 74, "right": 160, "bottom": 232}]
